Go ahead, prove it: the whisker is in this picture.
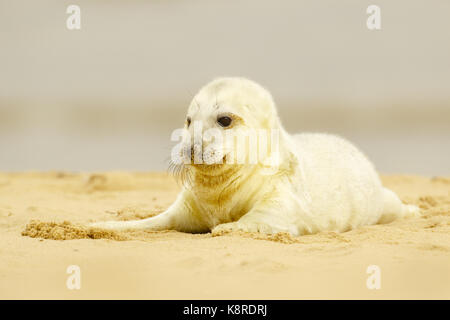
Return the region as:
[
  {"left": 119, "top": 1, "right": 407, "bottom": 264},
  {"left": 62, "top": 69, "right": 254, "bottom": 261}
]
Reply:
[{"left": 167, "top": 158, "right": 193, "bottom": 189}]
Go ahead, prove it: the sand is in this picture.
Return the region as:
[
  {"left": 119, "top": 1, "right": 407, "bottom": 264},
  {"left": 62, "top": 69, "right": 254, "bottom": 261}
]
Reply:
[{"left": 0, "top": 172, "right": 449, "bottom": 299}]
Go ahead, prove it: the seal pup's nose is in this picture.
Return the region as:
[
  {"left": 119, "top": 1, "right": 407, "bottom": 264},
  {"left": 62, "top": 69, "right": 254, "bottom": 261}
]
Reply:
[{"left": 190, "top": 144, "right": 203, "bottom": 164}]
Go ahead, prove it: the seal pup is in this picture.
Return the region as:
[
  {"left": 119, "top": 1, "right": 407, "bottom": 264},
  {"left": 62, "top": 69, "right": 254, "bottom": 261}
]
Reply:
[{"left": 90, "top": 77, "right": 420, "bottom": 236}]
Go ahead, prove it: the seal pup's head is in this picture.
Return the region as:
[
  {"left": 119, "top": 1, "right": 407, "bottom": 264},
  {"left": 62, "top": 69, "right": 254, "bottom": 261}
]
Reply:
[
  {"left": 191, "top": 77, "right": 280, "bottom": 131},
  {"left": 171, "top": 77, "right": 287, "bottom": 187}
]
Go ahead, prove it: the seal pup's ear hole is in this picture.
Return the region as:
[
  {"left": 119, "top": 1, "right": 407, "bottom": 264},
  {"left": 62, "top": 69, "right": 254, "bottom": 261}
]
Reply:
[{"left": 186, "top": 117, "right": 191, "bottom": 127}]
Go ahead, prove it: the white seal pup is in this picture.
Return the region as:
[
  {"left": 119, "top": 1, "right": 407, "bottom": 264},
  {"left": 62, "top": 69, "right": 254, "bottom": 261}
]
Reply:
[{"left": 91, "top": 77, "right": 420, "bottom": 236}]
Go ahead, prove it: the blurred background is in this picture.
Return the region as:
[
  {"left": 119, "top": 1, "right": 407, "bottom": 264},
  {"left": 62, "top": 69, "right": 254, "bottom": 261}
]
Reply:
[{"left": 0, "top": 0, "right": 449, "bottom": 175}]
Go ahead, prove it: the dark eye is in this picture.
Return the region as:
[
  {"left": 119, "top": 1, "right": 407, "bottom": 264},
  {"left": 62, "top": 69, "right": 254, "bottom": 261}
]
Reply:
[
  {"left": 186, "top": 117, "right": 191, "bottom": 127},
  {"left": 217, "top": 116, "right": 232, "bottom": 127}
]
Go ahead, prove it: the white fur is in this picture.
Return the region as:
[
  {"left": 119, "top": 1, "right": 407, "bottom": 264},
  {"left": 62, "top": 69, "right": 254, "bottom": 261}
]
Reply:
[{"left": 91, "top": 78, "right": 420, "bottom": 236}]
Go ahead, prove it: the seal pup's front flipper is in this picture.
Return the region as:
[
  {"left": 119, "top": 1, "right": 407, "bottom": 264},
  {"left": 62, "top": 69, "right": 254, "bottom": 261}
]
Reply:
[{"left": 89, "top": 192, "right": 209, "bottom": 233}]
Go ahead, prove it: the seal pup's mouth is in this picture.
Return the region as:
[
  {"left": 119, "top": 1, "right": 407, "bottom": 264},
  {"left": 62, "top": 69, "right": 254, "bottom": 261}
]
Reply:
[
  {"left": 190, "top": 154, "right": 227, "bottom": 168},
  {"left": 189, "top": 154, "right": 244, "bottom": 179}
]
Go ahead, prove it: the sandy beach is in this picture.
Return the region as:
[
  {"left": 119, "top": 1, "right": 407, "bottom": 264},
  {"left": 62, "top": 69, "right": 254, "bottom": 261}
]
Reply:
[{"left": 0, "top": 171, "right": 448, "bottom": 299}]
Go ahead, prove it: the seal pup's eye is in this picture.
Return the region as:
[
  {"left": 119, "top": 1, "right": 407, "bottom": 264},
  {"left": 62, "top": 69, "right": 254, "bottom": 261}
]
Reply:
[
  {"left": 186, "top": 117, "right": 191, "bottom": 127},
  {"left": 217, "top": 116, "right": 232, "bottom": 128}
]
